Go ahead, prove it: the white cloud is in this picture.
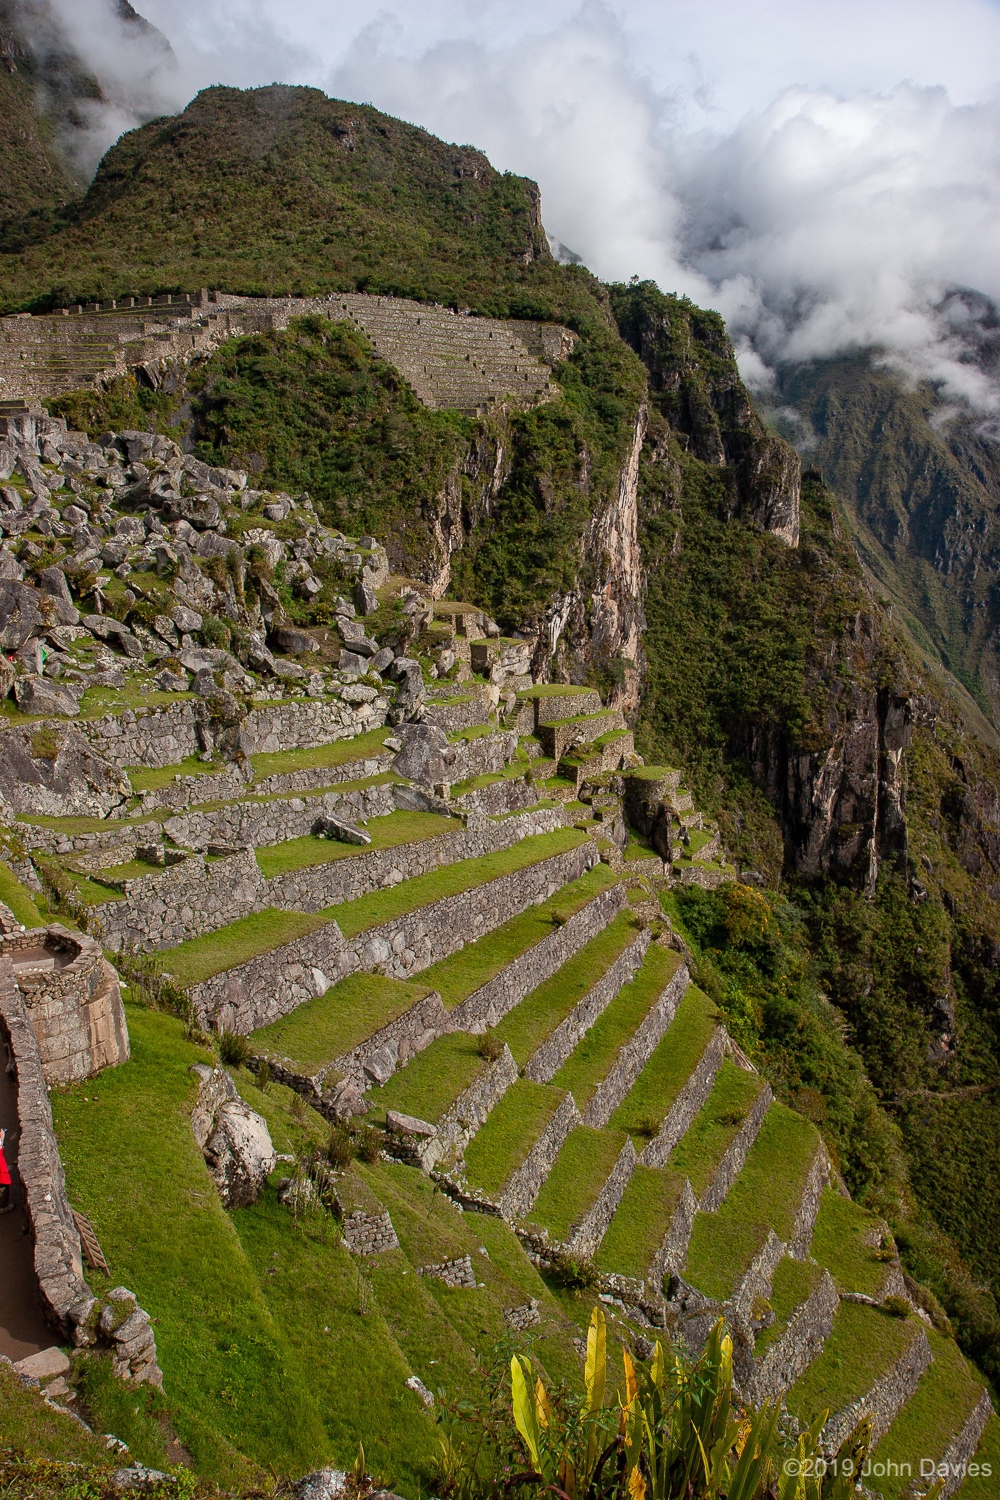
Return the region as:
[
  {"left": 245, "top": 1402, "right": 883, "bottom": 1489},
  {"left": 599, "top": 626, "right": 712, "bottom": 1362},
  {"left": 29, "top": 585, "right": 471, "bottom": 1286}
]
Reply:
[{"left": 36, "top": 0, "right": 1000, "bottom": 409}]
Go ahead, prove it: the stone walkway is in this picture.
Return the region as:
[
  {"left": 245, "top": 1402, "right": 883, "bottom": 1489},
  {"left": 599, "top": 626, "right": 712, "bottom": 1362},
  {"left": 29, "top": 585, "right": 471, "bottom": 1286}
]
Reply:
[{"left": 0, "top": 1058, "right": 52, "bottom": 1360}]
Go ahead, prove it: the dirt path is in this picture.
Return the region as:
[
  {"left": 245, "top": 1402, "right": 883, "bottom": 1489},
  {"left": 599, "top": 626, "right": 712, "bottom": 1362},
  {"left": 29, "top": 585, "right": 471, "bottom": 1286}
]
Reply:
[{"left": 0, "top": 1058, "right": 55, "bottom": 1361}]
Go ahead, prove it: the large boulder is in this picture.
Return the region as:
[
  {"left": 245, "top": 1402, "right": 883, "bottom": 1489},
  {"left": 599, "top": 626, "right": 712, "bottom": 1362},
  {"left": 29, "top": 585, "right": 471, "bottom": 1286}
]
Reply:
[
  {"left": 387, "top": 656, "right": 425, "bottom": 724},
  {"left": 190, "top": 1064, "right": 275, "bottom": 1209},
  {"left": 0, "top": 580, "right": 41, "bottom": 650},
  {"left": 391, "top": 722, "right": 456, "bottom": 788},
  {"left": 161, "top": 494, "right": 222, "bottom": 530},
  {"left": 0, "top": 726, "right": 131, "bottom": 815},
  {"left": 35, "top": 567, "right": 79, "bottom": 626},
  {"left": 272, "top": 624, "right": 321, "bottom": 655},
  {"left": 13, "top": 677, "right": 81, "bottom": 718}
]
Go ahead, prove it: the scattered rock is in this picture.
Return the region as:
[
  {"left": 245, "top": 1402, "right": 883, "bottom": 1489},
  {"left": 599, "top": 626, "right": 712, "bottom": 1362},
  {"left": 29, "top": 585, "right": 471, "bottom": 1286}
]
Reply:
[
  {"left": 385, "top": 1110, "right": 437, "bottom": 1139},
  {"left": 405, "top": 1374, "right": 434, "bottom": 1407},
  {"left": 15, "top": 1346, "right": 71, "bottom": 1380},
  {"left": 272, "top": 625, "right": 320, "bottom": 655},
  {"left": 294, "top": 1470, "right": 348, "bottom": 1500},
  {"left": 112, "top": 1464, "right": 171, "bottom": 1492},
  {"left": 0, "top": 579, "right": 41, "bottom": 648},
  {"left": 190, "top": 1064, "right": 276, "bottom": 1209},
  {"left": 317, "top": 815, "right": 371, "bottom": 845}
]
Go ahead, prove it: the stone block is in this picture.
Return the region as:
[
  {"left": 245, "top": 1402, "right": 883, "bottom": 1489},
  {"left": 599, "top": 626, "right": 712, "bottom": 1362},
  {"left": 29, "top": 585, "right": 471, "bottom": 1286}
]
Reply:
[{"left": 15, "top": 1346, "right": 70, "bottom": 1380}]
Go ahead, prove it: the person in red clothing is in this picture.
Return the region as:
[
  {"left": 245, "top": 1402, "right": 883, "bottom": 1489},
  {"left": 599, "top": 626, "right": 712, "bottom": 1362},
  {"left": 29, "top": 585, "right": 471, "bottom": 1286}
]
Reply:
[{"left": 0, "top": 1126, "right": 13, "bottom": 1213}]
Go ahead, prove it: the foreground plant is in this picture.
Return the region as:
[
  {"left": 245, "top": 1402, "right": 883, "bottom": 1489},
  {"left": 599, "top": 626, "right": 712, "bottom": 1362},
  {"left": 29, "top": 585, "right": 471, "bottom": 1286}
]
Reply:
[{"left": 440, "top": 1307, "right": 945, "bottom": 1500}]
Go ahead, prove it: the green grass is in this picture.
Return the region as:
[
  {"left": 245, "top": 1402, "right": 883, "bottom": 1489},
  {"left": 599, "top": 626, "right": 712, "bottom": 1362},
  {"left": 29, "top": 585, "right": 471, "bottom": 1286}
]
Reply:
[
  {"left": 683, "top": 1104, "right": 818, "bottom": 1298},
  {"left": 367, "top": 1031, "right": 487, "bottom": 1125},
  {"left": 463, "top": 1081, "right": 565, "bottom": 1196},
  {"left": 667, "top": 1063, "right": 764, "bottom": 1200},
  {"left": 754, "top": 1257, "right": 824, "bottom": 1360},
  {"left": 869, "top": 1328, "right": 985, "bottom": 1498},
  {"left": 624, "top": 835, "right": 660, "bottom": 861},
  {"left": 494, "top": 912, "right": 639, "bottom": 1066},
  {"left": 0, "top": 858, "right": 46, "bottom": 927},
  {"left": 451, "top": 761, "right": 532, "bottom": 796},
  {"left": 166, "top": 908, "right": 326, "bottom": 987},
  {"left": 785, "top": 1302, "right": 919, "bottom": 1429},
  {"left": 810, "top": 1186, "right": 894, "bottom": 1297},
  {"left": 594, "top": 1165, "right": 689, "bottom": 1280},
  {"left": 324, "top": 827, "right": 588, "bottom": 938},
  {"left": 972, "top": 1415, "right": 1000, "bottom": 1487},
  {"left": 50, "top": 1004, "right": 330, "bottom": 1480},
  {"left": 230, "top": 1188, "right": 439, "bottom": 1493},
  {"left": 128, "top": 755, "right": 224, "bottom": 792},
  {"left": 255, "top": 808, "right": 455, "bottom": 877},
  {"left": 420, "top": 864, "right": 619, "bottom": 1010},
  {"left": 250, "top": 973, "right": 433, "bottom": 1075},
  {"left": 553, "top": 946, "right": 681, "bottom": 1107},
  {"left": 608, "top": 984, "right": 718, "bottom": 1142},
  {"left": 529, "top": 1126, "right": 627, "bottom": 1243},
  {"left": 0, "top": 1361, "right": 109, "bottom": 1463},
  {"left": 249, "top": 728, "right": 391, "bottom": 780}
]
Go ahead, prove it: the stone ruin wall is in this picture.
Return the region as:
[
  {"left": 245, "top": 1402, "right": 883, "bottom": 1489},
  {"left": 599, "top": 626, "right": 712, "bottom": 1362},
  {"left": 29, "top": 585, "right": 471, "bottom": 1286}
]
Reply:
[{"left": 2, "top": 925, "right": 129, "bottom": 1085}]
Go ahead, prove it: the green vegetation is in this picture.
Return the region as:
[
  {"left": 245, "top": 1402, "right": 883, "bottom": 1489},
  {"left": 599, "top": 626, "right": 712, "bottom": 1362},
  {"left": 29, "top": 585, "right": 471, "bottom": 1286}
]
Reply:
[
  {"left": 870, "top": 1329, "right": 984, "bottom": 1497},
  {"left": 50, "top": 1005, "right": 329, "bottom": 1480},
  {"left": 494, "top": 913, "right": 639, "bottom": 1066},
  {"left": 128, "top": 755, "right": 223, "bottom": 792},
  {"left": 464, "top": 1081, "right": 564, "bottom": 1195},
  {"left": 607, "top": 984, "right": 718, "bottom": 1142},
  {"left": 367, "top": 1031, "right": 486, "bottom": 1125},
  {"left": 250, "top": 973, "right": 433, "bottom": 1075},
  {"left": 250, "top": 728, "right": 391, "bottom": 780},
  {"left": 324, "top": 827, "right": 587, "bottom": 938},
  {"left": 166, "top": 908, "right": 325, "bottom": 987},
  {"left": 0, "top": 1362, "right": 108, "bottom": 1464},
  {"left": 594, "top": 1165, "right": 688, "bottom": 1281},
  {"left": 785, "top": 1302, "right": 919, "bottom": 1429},
  {"left": 0, "top": 858, "right": 46, "bottom": 927},
  {"left": 682, "top": 1104, "right": 819, "bottom": 1298},
  {"left": 553, "top": 945, "right": 680, "bottom": 1106},
  {"left": 810, "top": 1187, "right": 894, "bottom": 1298},
  {"left": 255, "top": 808, "right": 454, "bottom": 877},
  {"left": 667, "top": 1063, "right": 763, "bottom": 1200},
  {"left": 754, "top": 1257, "right": 824, "bottom": 1360},
  {"left": 529, "top": 1127, "right": 626, "bottom": 1242}
]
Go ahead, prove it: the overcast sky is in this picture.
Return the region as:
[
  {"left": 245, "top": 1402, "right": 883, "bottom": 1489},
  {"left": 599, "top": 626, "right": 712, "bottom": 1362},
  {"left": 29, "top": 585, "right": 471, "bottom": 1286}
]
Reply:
[{"left": 52, "top": 0, "right": 1000, "bottom": 407}]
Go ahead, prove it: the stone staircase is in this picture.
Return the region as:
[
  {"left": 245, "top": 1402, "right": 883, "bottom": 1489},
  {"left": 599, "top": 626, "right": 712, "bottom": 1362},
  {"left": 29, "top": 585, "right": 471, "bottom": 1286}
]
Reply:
[{"left": 0, "top": 290, "right": 570, "bottom": 413}]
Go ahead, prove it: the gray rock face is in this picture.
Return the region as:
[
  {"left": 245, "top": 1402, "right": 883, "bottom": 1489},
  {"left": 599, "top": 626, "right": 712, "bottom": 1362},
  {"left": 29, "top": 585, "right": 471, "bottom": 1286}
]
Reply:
[
  {"left": 355, "top": 579, "right": 378, "bottom": 616},
  {"left": 0, "top": 723, "right": 131, "bottom": 816},
  {"left": 0, "top": 580, "right": 41, "bottom": 649},
  {"left": 293, "top": 1471, "right": 347, "bottom": 1500},
  {"left": 272, "top": 625, "right": 320, "bottom": 655},
  {"left": 36, "top": 567, "right": 79, "bottom": 625},
  {"left": 387, "top": 656, "right": 425, "bottom": 722},
  {"left": 13, "top": 677, "right": 81, "bottom": 718},
  {"left": 172, "top": 604, "right": 202, "bottom": 633},
  {"left": 391, "top": 722, "right": 456, "bottom": 788},
  {"left": 190, "top": 1064, "right": 275, "bottom": 1209},
  {"left": 161, "top": 494, "right": 222, "bottom": 529},
  {"left": 385, "top": 1110, "right": 437, "bottom": 1138},
  {"left": 318, "top": 815, "right": 371, "bottom": 845}
]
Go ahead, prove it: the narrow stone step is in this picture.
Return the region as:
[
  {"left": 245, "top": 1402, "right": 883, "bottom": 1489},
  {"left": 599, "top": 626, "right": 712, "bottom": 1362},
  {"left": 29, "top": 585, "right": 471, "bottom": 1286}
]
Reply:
[
  {"left": 697, "top": 1083, "right": 773, "bottom": 1212},
  {"left": 747, "top": 1264, "right": 839, "bottom": 1407},
  {"left": 582, "top": 956, "right": 690, "bottom": 1127},
  {"left": 560, "top": 1135, "right": 638, "bottom": 1261},
  {"left": 822, "top": 1325, "right": 932, "bottom": 1454}
]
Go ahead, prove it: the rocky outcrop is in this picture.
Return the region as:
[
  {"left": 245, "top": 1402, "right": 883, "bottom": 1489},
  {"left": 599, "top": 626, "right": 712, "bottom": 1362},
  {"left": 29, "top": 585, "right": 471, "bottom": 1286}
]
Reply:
[
  {"left": 190, "top": 1064, "right": 275, "bottom": 1209},
  {"left": 0, "top": 726, "right": 131, "bottom": 818}
]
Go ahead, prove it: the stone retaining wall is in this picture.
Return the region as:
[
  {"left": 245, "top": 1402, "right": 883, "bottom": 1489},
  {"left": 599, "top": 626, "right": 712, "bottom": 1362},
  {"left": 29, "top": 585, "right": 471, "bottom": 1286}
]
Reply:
[
  {"left": 788, "top": 1144, "right": 831, "bottom": 1257},
  {"left": 267, "top": 805, "right": 566, "bottom": 916},
  {"left": 730, "top": 1228, "right": 785, "bottom": 1334},
  {"left": 450, "top": 730, "right": 519, "bottom": 781},
  {"left": 699, "top": 1086, "right": 773, "bottom": 1212},
  {"left": 747, "top": 1270, "right": 839, "bottom": 1407},
  {"left": 450, "top": 882, "right": 628, "bottom": 1032},
  {"left": 417, "top": 1045, "right": 520, "bottom": 1173},
  {"left": 453, "top": 775, "right": 538, "bottom": 817},
  {"left": 329, "top": 991, "right": 447, "bottom": 1091},
  {"left": 162, "top": 780, "right": 396, "bottom": 851},
  {"left": 89, "top": 848, "right": 267, "bottom": 952},
  {"left": 73, "top": 698, "right": 387, "bottom": 771},
  {"left": 821, "top": 1328, "right": 932, "bottom": 1454},
  {"left": 193, "top": 840, "right": 599, "bottom": 1033},
  {"left": 23, "top": 820, "right": 163, "bottom": 857},
  {"left": 938, "top": 1389, "right": 995, "bottom": 1498},
  {"left": 498, "top": 1092, "right": 582, "bottom": 1221},
  {"left": 253, "top": 752, "right": 394, "bottom": 799},
  {"left": 563, "top": 1137, "right": 637, "bottom": 1260},
  {"left": 133, "top": 762, "right": 250, "bottom": 816},
  {"left": 524, "top": 927, "right": 650, "bottom": 1082},
  {"left": 419, "top": 1254, "right": 479, "bottom": 1289},
  {"left": 584, "top": 961, "right": 690, "bottom": 1127},
  {"left": 340, "top": 1209, "right": 400, "bottom": 1255},
  {"left": 640, "top": 1028, "right": 727, "bottom": 1168},
  {"left": 652, "top": 1179, "right": 698, "bottom": 1282}
]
